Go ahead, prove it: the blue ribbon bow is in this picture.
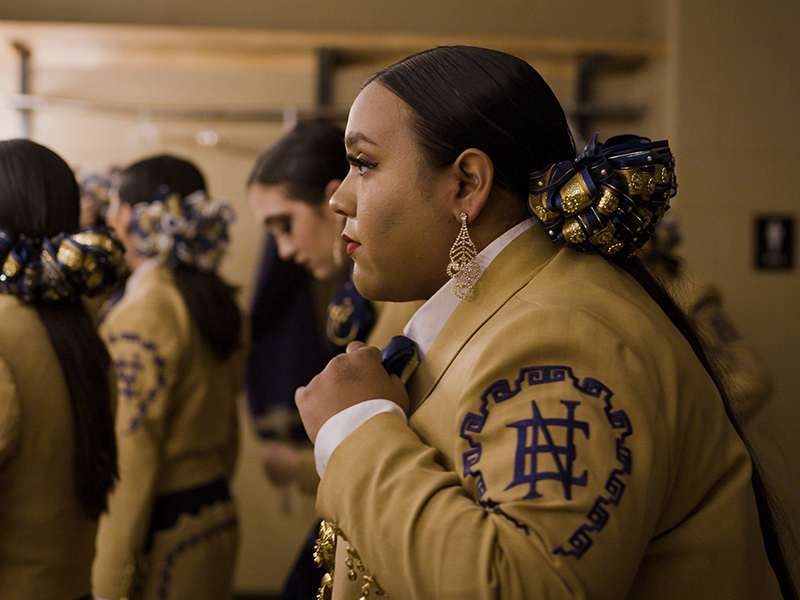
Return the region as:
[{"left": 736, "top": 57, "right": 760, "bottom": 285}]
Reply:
[{"left": 528, "top": 133, "right": 678, "bottom": 258}]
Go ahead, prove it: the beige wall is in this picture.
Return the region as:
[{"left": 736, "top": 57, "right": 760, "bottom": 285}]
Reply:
[
  {"left": 0, "top": 0, "right": 665, "bottom": 38},
  {"left": 0, "top": 0, "right": 798, "bottom": 593},
  {"left": 668, "top": 0, "right": 800, "bottom": 574}
]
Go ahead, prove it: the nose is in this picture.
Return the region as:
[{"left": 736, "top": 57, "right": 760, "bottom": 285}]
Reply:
[
  {"left": 329, "top": 175, "right": 355, "bottom": 218},
  {"left": 274, "top": 235, "right": 295, "bottom": 261}
]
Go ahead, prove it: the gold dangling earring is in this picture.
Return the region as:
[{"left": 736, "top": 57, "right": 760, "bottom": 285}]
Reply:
[
  {"left": 446, "top": 212, "right": 481, "bottom": 299},
  {"left": 332, "top": 214, "right": 346, "bottom": 269}
]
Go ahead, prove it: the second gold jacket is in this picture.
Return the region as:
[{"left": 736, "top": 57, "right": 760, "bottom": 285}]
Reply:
[{"left": 92, "top": 263, "right": 245, "bottom": 599}]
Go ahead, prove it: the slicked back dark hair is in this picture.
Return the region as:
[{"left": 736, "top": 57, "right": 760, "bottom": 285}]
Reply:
[
  {"left": 366, "top": 46, "right": 576, "bottom": 201},
  {"left": 247, "top": 120, "right": 348, "bottom": 205}
]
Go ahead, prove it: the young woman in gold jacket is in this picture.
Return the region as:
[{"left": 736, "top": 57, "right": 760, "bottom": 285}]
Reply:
[
  {"left": 92, "top": 155, "right": 245, "bottom": 600},
  {"left": 295, "top": 47, "right": 794, "bottom": 599}
]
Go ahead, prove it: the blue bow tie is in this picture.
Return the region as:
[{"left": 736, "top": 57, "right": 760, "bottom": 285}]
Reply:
[{"left": 381, "top": 335, "right": 419, "bottom": 385}]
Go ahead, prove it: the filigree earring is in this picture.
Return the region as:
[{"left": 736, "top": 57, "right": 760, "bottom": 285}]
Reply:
[{"left": 446, "top": 212, "right": 481, "bottom": 299}]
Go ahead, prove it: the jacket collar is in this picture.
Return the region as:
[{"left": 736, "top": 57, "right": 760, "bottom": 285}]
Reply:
[{"left": 407, "top": 225, "right": 558, "bottom": 413}]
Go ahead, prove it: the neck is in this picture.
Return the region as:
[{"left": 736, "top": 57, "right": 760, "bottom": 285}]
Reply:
[
  {"left": 471, "top": 195, "right": 529, "bottom": 254},
  {"left": 126, "top": 251, "right": 151, "bottom": 272}
]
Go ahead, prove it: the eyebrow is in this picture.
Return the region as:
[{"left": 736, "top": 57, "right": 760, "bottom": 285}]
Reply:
[
  {"left": 263, "top": 214, "right": 289, "bottom": 227},
  {"left": 344, "top": 132, "right": 379, "bottom": 149}
]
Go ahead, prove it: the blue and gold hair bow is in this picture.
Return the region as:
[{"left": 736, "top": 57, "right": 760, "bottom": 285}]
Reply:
[
  {"left": 0, "top": 226, "right": 125, "bottom": 303},
  {"left": 131, "top": 186, "right": 234, "bottom": 272},
  {"left": 528, "top": 133, "right": 677, "bottom": 258}
]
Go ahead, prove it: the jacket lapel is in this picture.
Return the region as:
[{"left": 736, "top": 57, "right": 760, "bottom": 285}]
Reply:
[{"left": 407, "top": 226, "right": 557, "bottom": 413}]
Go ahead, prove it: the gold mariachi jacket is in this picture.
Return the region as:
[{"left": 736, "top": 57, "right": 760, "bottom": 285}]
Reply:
[
  {"left": 316, "top": 227, "right": 781, "bottom": 599},
  {"left": 92, "top": 263, "right": 244, "bottom": 599},
  {"left": 0, "top": 295, "right": 99, "bottom": 600}
]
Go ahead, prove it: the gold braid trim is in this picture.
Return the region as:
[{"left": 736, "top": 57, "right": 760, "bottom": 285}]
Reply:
[{"left": 314, "top": 520, "right": 386, "bottom": 600}]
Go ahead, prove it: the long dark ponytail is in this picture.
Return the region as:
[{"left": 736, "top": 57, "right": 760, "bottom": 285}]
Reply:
[
  {"left": 0, "top": 139, "right": 117, "bottom": 520},
  {"left": 117, "top": 154, "right": 241, "bottom": 359},
  {"left": 371, "top": 46, "right": 796, "bottom": 597}
]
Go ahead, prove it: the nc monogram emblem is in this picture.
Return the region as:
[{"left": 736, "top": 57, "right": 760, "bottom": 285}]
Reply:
[
  {"left": 460, "top": 365, "right": 633, "bottom": 558},
  {"left": 506, "top": 399, "right": 590, "bottom": 501}
]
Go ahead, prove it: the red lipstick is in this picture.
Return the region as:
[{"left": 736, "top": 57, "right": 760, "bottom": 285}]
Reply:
[{"left": 342, "top": 234, "right": 361, "bottom": 257}]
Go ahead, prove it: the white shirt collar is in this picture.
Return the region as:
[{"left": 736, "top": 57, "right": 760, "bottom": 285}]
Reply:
[
  {"left": 403, "top": 217, "right": 537, "bottom": 358},
  {"left": 124, "top": 257, "right": 161, "bottom": 296}
]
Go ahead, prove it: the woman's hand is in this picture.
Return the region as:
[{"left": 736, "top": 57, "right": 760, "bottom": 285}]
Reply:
[{"left": 296, "top": 341, "right": 410, "bottom": 443}]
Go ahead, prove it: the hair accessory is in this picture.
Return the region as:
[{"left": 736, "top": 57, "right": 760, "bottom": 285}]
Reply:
[
  {"left": 77, "top": 166, "right": 119, "bottom": 225},
  {"left": 447, "top": 212, "right": 481, "bottom": 299},
  {"left": 528, "top": 133, "right": 677, "bottom": 258},
  {"left": 131, "top": 186, "right": 235, "bottom": 272},
  {"left": 0, "top": 226, "right": 125, "bottom": 303}
]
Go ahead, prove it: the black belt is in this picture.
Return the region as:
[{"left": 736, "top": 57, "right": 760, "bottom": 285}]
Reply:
[{"left": 150, "top": 479, "right": 230, "bottom": 535}]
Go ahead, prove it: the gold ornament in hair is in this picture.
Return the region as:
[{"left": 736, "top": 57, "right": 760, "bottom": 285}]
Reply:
[
  {"left": 447, "top": 212, "right": 481, "bottom": 299},
  {"left": 131, "top": 187, "right": 235, "bottom": 272},
  {"left": 529, "top": 133, "right": 677, "bottom": 258},
  {"left": 0, "top": 226, "right": 125, "bottom": 303}
]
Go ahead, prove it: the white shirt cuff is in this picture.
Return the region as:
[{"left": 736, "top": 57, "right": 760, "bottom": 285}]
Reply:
[{"left": 314, "top": 399, "right": 407, "bottom": 478}]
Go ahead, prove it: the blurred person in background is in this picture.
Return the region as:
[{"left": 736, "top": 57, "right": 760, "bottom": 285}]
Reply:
[
  {"left": 247, "top": 120, "right": 420, "bottom": 599},
  {"left": 641, "top": 216, "right": 774, "bottom": 426},
  {"left": 0, "top": 139, "right": 124, "bottom": 600},
  {"left": 77, "top": 166, "right": 128, "bottom": 323},
  {"left": 93, "top": 154, "right": 245, "bottom": 600}
]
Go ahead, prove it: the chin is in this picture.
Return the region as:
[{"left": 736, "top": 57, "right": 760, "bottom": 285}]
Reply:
[
  {"left": 352, "top": 265, "right": 421, "bottom": 303},
  {"left": 311, "top": 263, "right": 339, "bottom": 282}
]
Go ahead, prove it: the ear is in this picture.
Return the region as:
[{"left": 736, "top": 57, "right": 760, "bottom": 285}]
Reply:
[
  {"left": 324, "top": 179, "right": 342, "bottom": 201},
  {"left": 450, "top": 149, "right": 493, "bottom": 223}
]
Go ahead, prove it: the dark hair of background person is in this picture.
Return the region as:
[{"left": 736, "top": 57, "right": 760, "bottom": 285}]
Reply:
[
  {"left": 247, "top": 120, "right": 349, "bottom": 205},
  {"left": 0, "top": 139, "right": 117, "bottom": 520},
  {"left": 117, "top": 154, "right": 241, "bottom": 360},
  {"left": 368, "top": 45, "right": 797, "bottom": 598}
]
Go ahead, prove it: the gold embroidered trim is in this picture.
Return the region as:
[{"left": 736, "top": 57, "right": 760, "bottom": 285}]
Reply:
[{"left": 314, "top": 520, "right": 386, "bottom": 600}]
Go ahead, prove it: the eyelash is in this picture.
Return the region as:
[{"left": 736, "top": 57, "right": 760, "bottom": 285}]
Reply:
[{"left": 346, "top": 154, "right": 377, "bottom": 176}]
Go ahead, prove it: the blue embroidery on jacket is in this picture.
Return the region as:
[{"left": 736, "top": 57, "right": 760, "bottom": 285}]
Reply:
[
  {"left": 506, "top": 399, "right": 589, "bottom": 500},
  {"left": 107, "top": 332, "right": 168, "bottom": 434},
  {"left": 155, "top": 516, "right": 238, "bottom": 600},
  {"left": 459, "top": 366, "right": 632, "bottom": 559}
]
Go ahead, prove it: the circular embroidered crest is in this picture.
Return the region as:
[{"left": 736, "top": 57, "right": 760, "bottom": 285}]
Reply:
[{"left": 459, "top": 365, "right": 633, "bottom": 558}]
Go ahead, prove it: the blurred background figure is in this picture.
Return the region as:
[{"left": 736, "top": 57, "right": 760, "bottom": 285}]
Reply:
[
  {"left": 246, "top": 120, "right": 420, "bottom": 599},
  {"left": 76, "top": 166, "right": 128, "bottom": 323},
  {"left": 78, "top": 166, "right": 120, "bottom": 228},
  {"left": 0, "top": 139, "right": 124, "bottom": 600},
  {"left": 93, "top": 154, "right": 245, "bottom": 600},
  {"left": 641, "top": 216, "right": 774, "bottom": 426}
]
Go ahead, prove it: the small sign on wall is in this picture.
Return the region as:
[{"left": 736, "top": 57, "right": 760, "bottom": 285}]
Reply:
[{"left": 755, "top": 215, "right": 794, "bottom": 270}]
